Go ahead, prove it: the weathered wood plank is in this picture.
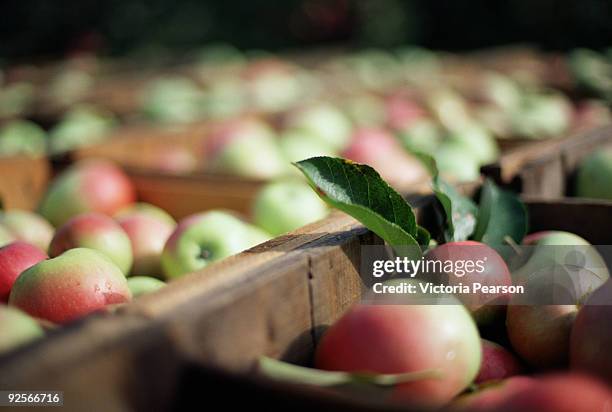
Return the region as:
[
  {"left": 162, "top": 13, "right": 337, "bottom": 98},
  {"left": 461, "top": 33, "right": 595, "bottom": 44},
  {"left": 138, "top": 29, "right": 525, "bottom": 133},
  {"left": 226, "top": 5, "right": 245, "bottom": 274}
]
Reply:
[
  {"left": 128, "top": 170, "right": 265, "bottom": 219},
  {"left": 0, "top": 314, "right": 182, "bottom": 412},
  {"left": 0, "top": 156, "right": 50, "bottom": 210},
  {"left": 483, "top": 125, "right": 612, "bottom": 198}
]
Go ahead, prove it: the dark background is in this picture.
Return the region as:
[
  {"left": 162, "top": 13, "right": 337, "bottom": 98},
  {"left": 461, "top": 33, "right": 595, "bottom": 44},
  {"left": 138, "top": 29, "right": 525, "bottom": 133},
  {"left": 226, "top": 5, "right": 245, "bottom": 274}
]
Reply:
[{"left": 1, "top": 0, "right": 610, "bottom": 61}]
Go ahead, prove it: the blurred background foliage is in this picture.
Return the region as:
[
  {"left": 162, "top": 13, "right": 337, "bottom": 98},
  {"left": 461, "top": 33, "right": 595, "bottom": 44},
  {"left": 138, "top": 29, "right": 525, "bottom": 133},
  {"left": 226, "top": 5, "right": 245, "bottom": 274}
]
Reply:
[{"left": 0, "top": 0, "right": 611, "bottom": 61}]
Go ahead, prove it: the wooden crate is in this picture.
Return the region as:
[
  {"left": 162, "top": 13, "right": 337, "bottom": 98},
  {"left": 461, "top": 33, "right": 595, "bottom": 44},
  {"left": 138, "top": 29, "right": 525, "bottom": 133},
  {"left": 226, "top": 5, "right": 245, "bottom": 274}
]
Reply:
[
  {"left": 0, "top": 156, "right": 51, "bottom": 211},
  {"left": 1, "top": 196, "right": 610, "bottom": 411},
  {"left": 482, "top": 124, "right": 612, "bottom": 198},
  {"left": 67, "top": 119, "right": 610, "bottom": 219}
]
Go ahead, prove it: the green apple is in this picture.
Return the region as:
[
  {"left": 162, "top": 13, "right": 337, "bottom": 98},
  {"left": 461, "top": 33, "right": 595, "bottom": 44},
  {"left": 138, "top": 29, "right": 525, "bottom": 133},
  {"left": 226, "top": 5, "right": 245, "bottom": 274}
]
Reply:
[
  {"left": 348, "top": 49, "right": 401, "bottom": 91},
  {"left": 0, "top": 306, "right": 44, "bottom": 353},
  {"left": 253, "top": 180, "right": 329, "bottom": 236},
  {"left": 48, "top": 105, "right": 116, "bottom": 154},
  {"left": 474, "top": 105, "right": 513, "bottom": 138},
  {"left": 434, "top": 140, "right": 481, "bottom": 182},
  {"left": 511, "top": 93, "right": 572, "bottom": 139},
  {"left": 279, "top": 129, "right": 338, "bottom": 163},
  {"left": 9, "top": 248, "right": 131, "bottom": 324},
  {"left": 576, "top": 148, "right": 612, "bottom": 200},
  {"left": 343, "top": 94, "right": 386, "bottom": 127},
  {"left": 201, "top": 76, "right": 246, "bottom": 119},
  {"left": 396, "top": 46, "right": 441, "bottom": 82},
  {"left": 514, "top": 231, "right": 609, "bottom": 288},
  {"left": 285, "top": 103, "right": 353, "bottom": 151},
  {"left": 114, "top": 203, "right": 175, "bottom": 226},
  {"left": 0, "top": 226, "right": 15, "bottom": 247},
  {"left": 0, "top": 120, "right": 46, "bottom": 157},
  {"left": 397, "top": 118, "right": 442, "bottom": 155},
  {"left": 127, "top": 276, "right": 166, "bottom": 298},
  {"left": 47, "top": 68, "right": 93, "bottom": 107},
  {"left": 245, "top": 59, "right": 306, "bottom": 113},
  {"left": 0, "top": 210, "right": 54, "bottom": 251},
  {"left": 482, "top": 72, "right": 522, "bottom": 111},
  {"left": 161, "top": 211, "right": 271, "bottom": 279},
  {"left": 447, "top": 124, "right": 500, "bottom": 165},
  {"left": 569, "top": 49, "right": 612, "bottom": 102},
  {"left": 428, "top": 90, "right": 473, "bottom": 132},
  {"left": 140, "top": 76, "right": 204, "bottom": 123},
  {"left": 0, "top": 82, "right": 34, "bottom": 118}
]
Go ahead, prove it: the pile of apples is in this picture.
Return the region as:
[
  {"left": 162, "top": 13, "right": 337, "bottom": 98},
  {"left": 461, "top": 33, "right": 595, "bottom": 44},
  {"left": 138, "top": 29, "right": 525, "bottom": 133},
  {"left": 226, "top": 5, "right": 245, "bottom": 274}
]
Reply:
[
  {"left": 0, "top": 158, "right": 329, "bottom": 354},
  {"left": 117, "top": 50, "right": 610, "bottom": 185},
  {"left": 2, "top": 47, "right": 610, "bottom": 185},
  {"left": 250, "top": 154, "right": 612, "bottom": 411},
  {"left": 0, "top": 105, "right": 116, "bottom": 157},
  {"left": 302, "top": 234, "right": 612, "bottom": 411}
]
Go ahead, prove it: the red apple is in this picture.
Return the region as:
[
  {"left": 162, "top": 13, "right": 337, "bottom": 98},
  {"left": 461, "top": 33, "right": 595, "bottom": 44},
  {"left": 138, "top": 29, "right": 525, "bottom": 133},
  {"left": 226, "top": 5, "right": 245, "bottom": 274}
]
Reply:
[
  {"left": 522, "top": 230, "right": 554, "bottom": 245},
  {"left": 570, "top": 280, "right": 612, "bottom": 383},
  {"left": 39, "top": 159, "right": 136, "bottom": 227},
  {"left": 315, "top": 303, "right": 481, "bottom": 408},
  {"left": 508, "top": 231, "right": 609, "bottom": 369},
  {"left": 203, "top": 117, "right": 287, "bottom": 179},
  {"left": 452, "top": 376, "right": 535, "bottom": 412},
  {"left": 572, "top": 100, "right": 611, "bottom": 129},
  {"left": 342, "top": 128, "right": 428, "bottom": 189},
  {"left": 384, "top": 94, "right": 426, "bottom": 131},
  {"left": 475, "top": 339, "right": 523, "bottom": 384},
  {"left": 152, "top": 147, "right": 198, "bottom": 174},
  {"left": 116, "top": 207, "right": 176, "bottom": 276},
  {"left": 455, "top": 374, "right": 612, "bottom": 412},
  {"left": 507, "top": 304, "right": 577, "bottom": 369},
  {"left": 425, "top": 241, "right": 512, "bottom": 324},
  {"left": 496, "top": 374, "right": 612, "bottom": 412},
  {"left": 9, "top": 248, "right": 131, "bottom": 324},
  {"left": 49, "top": 213, "right": 133, "bottom": 274},
  {"left": 0, "top": 242, "right": 47, "bottom": 302}
]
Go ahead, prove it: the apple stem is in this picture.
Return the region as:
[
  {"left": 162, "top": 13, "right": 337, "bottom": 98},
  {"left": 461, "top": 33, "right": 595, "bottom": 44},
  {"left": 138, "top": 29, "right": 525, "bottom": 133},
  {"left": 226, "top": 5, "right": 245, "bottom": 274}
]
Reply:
[
  {"left": 199, "top": 248, "right": 213, "bottom": 260},
  {"left": 504, "top": 235, "right": 522, "bottom": 256}
]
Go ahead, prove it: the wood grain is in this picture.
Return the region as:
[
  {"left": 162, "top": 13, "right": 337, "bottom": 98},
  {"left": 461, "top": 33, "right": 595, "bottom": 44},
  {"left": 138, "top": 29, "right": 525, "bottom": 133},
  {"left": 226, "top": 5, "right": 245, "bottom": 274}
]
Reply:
[
  {"left": 483, "top": 124, "right": 612, "bottom": 198},
  {"left": 0, "top": 314, "right": 182, "bottom": 412},
  {"left": 0, "top": 156, "right": 50, "bottom": 210}
]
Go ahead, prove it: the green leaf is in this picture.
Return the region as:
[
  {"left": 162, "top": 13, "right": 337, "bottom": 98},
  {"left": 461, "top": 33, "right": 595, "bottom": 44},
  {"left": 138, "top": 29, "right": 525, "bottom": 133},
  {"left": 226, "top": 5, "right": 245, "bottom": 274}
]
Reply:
[
  {"left": 411, "top": 151, "right": 439, "bottom": 177},
  {"left": 472, "top": 179, "right": 528, "bottom": 247},
  {"left": 416, "top": 226, "right": 431, "bottom": 246},
  {"left": 432, "top": 175, "right": 478, "bottom": 242},
  {"left": 294, "top": 157, "right": 422, "bottom": 253},
  {"left": 257, "top": 357, "right": 443, "bottom": 388}
]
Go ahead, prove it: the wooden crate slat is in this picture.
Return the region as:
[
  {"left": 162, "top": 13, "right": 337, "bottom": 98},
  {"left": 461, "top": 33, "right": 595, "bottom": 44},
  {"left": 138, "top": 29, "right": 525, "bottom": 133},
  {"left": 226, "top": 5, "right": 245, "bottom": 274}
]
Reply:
[
  {"left": 1, "top": 198, "right": 611, "bottom": 410},
  {"left": 483, "top": 124, "right": 612, "bottom": 198},
  {"left": 0, "top": 156, "right": 50, "bottom": 211},
  {"left": 0, "top": 314, "right": 182, "bottom": 412}
]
